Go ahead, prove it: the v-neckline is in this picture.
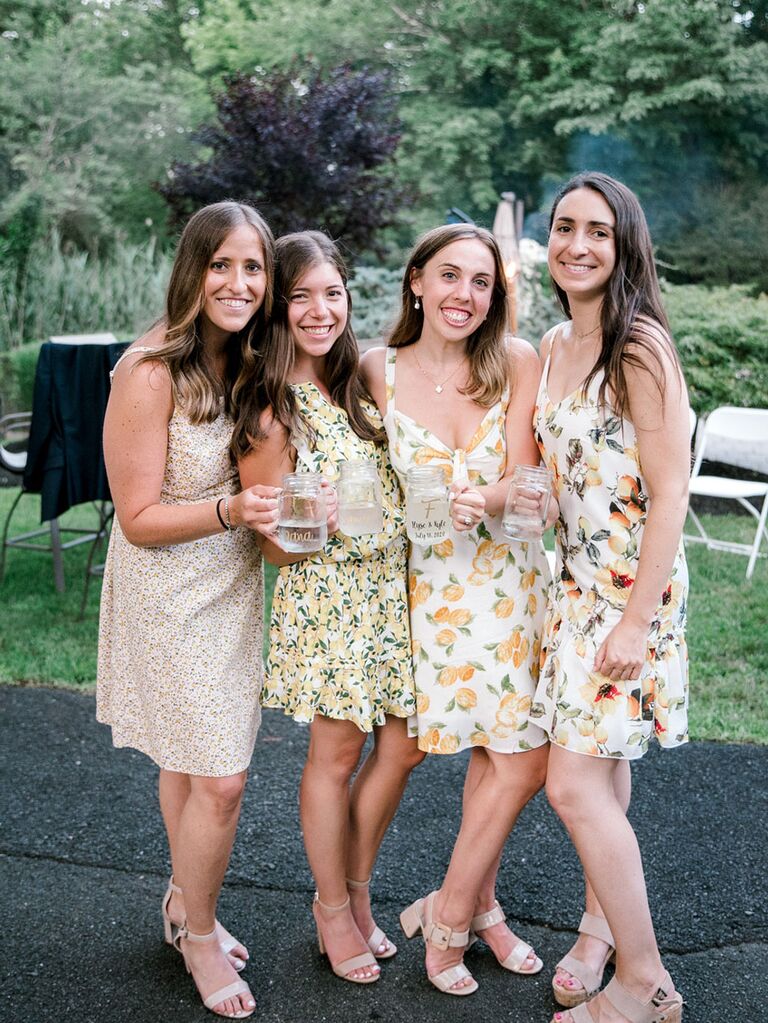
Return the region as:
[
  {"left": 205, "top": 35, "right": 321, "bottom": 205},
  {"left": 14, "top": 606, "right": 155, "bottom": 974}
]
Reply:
[{"left": 392, "top": 402, "right": 499, "bottom": 455}]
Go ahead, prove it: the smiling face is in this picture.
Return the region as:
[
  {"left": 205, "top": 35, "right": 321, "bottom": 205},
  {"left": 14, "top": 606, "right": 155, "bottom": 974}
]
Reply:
[
  {"left": 411, "top": 238, "right": 496, "bottom": 345},
  {"left": 200, "top": 223, "right": 268, "bottom": 344},
  {"left": 286, "top": 260, "right": 348, "bottom": 370},
  {"left": 548, "top": 187, "right": 617, "bottom": 303}
]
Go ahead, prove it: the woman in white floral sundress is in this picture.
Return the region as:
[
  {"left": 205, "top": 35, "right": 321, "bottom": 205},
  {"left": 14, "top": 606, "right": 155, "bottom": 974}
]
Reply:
[
  {"left": 98, "top": 202, "right": 282, "bottom": 1019},
  {"left": 536, "top": 174, "right": 688, "bottom": 1023},
  {"left": 363, "top": 224, "right": 554, "bottom": 997},
  {"left": 234, "top": 232, "right": 420, "bottom": 988}
]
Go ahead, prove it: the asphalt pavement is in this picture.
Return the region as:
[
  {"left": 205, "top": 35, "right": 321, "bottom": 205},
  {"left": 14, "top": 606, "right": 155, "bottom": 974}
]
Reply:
[{"left": 1, "top": 685, "right": 766, "bottom": 1023}]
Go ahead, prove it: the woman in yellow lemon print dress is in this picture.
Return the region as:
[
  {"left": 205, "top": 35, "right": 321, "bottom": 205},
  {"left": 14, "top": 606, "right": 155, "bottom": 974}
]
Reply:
[
  {"left": 362, "top": 224, "right": 553, "bottom": 997},
  {"left": 234, "top": 232, "right": 420, "bottom": 989},
  {"left": 534, "top": 174, "right": 688, "bottom": 1023}
]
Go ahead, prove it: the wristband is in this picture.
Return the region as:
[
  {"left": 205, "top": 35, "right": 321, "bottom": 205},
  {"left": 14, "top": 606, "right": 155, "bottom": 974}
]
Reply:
[{"left": 215, "top": 498, "right": 229, "bottom": 531}]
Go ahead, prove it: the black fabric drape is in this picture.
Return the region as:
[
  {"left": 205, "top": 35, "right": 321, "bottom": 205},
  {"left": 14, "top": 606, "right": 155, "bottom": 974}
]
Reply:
[{"left": 23, "top": 341, "right": 129, "bottom": 521}]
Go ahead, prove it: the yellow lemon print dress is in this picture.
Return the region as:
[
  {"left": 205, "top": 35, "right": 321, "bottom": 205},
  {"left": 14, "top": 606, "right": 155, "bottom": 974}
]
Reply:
[
  {"left": 383, "top": 348, "right": 550, "bottom": 755},
  {"left": 263, "top": 383, "right": 416, "bottom": 731},
  {"left": 532, "top": 327, "right": 689, "bottom": 758}
]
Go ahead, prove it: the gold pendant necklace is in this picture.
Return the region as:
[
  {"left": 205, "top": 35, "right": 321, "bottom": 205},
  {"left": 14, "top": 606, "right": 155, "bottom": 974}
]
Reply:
[
  {"left": 572, "top": 322, "right": 601, "bottom": 341},
  {"left": 412, "top": 349, "right": 467, "bottom": 394}
]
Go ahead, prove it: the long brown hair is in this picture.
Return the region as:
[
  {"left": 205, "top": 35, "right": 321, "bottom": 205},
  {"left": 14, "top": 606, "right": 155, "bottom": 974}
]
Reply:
[
  {"left": 137, "top": 201, "right": 274, "bottom": 423},
  {"left": 387, "top": 224, "right": 511, "bottom": 407},
  {"left": 549, "top": 172, "right": 682, "bottom": 418},
  {"left": 231, "top": 231, "right": 383, "bottom": 459}
]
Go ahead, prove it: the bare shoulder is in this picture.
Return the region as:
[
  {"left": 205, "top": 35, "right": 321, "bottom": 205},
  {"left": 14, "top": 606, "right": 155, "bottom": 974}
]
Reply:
[
  {"left": 113, "top": 325, "right": 171, "bottom": 396},
  {"left": 539, "top": 321, "right": 565, "bottom": 362},
  {"left": 505, "top": 334, "right": 542, "bottom": 388},
  {"left": 359, "top": 345, "right": 388, "bottom": 407},
  {"left": 626, "top": 316, "right": 683, "bottom": 384}
]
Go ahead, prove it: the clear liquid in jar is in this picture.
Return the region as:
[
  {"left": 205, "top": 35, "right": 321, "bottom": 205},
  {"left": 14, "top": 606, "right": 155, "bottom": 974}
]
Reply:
[
  {"left": 338, "top": 501, "right": 383, "bottom": 536},
  {"left": 278, "top": 519, "right": 327, "bottom": 553}
]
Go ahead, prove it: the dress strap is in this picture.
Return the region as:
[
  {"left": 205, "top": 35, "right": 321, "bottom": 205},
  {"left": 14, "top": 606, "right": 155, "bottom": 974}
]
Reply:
[
  {"left": 384, "top": 347, "right": 397, "bottom": 417},
  {"left": 110, "top": 345, "right": 159, "bottom": 379}
]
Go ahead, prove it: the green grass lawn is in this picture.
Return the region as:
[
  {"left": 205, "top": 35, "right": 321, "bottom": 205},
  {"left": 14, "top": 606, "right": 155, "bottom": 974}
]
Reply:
[{"left": 0, "top": 487, "right": 765, "bottom": 743}]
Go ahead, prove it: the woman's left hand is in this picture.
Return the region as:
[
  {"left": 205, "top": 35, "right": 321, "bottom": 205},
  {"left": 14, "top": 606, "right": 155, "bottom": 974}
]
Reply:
[
  {"left": 450, "top": 482, "right": 485, "bottom": 532},
  {"left": 593, "top": 617, "right": 649, "bottom": 681}
]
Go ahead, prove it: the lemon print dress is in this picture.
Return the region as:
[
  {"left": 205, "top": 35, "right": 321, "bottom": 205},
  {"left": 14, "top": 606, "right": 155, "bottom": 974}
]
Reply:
[
  {"left": 532, "top": 326, "right": 689, "bottom": 759},
  {"left": 383, "top": 348, "right": 550, "bottom": 755},
  {"left": 262, "top": 383, "right": 416, "bottom": 731}
]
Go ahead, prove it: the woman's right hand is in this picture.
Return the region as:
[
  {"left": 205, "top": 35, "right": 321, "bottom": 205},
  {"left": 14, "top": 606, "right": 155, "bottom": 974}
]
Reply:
[{"left": 231, "top": 485, "right": 281, "bottom": 539}]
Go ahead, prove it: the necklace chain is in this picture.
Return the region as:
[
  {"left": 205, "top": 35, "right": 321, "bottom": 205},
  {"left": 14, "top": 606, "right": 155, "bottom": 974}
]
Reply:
[
  {"left": 572, "top": 322, "right": 601, "bottom": 341},
  {"left": 412, "top": 348, "right": 467, "bottom": 395}
]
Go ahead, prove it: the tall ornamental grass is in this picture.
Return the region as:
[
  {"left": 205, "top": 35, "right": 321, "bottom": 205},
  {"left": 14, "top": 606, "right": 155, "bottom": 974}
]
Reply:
[{"left": 0, "top": 236, "right": 171, "bottom": 351}]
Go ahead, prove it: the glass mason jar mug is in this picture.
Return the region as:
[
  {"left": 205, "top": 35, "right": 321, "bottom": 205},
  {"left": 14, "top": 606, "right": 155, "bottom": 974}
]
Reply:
[
  {"left": 277, "top": 472, "right": 328, "bottom": 553},
  {"left": 337, "top": 459, "right": 383, "bottom": 536},
  {"left": 405, "top": 465, "right": 450, "bottom": 546},
  {"left": 502, "top": 464, "right": 552, "bottom": 542}
]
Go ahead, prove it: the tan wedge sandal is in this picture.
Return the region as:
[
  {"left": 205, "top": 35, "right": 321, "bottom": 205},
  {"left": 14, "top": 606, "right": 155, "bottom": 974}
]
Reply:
[
  {"left": 312, "top": 894, "right": 380, "bottom": 984},
  {"left": 347, "top": 877, "right": 397, "bottom": 959},
  {"left": 162, "top": 876, "right": 248, "bottom": 972},
  {"left": 552, "top": 911, "right": 615, "bottom": 1007},
  {"left": 560, "top": 969, "right": 683, "bottom": 1023},
  {"left": 400, "top": 891, "right": 478, "bottom": 996},
  {"left": 174, "top": 926, "right": 255, "bottom": 1019},
  {"left": 469, "top": 901, "right": 543, "bottom": 974}
]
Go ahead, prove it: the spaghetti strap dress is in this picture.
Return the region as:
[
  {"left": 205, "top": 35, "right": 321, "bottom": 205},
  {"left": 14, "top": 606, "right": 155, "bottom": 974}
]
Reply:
[
  {"left": 97, "top": 347, "right": 264, "bottom": 777},
  {"left": 262, "top": 383, "right": 416, "bottom": 731},
  {"left": 383, "top": 347, "right": 550, "bottom": 755},
  {"left": 531, "top": 327, "right": 689, "bottom": 758}
]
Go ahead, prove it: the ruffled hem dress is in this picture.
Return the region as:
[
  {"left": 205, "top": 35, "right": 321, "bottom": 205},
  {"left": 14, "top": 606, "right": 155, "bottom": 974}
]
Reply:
[
  {"left": 261, "top": 383, "right": 416, "bottom": 732},
  {"left": 97, "top": 350, "right": 264, "bottom": 777},
  {"left": 531, "top": 327, "right": 689, "bottom": 759}
]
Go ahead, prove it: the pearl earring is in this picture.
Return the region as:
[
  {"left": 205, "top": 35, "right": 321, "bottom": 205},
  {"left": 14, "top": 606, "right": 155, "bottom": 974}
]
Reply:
[{"left": 414, "top": 296, "right": 421, "bottom": 310}]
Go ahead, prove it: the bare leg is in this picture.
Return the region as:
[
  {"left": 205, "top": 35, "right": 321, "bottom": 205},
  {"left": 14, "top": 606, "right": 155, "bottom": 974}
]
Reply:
[
  {"left": 301, "top": 715, "right": 379, "bottom": 981},
  {"left": 547, "top": 746, "right": 677, "bottom": 1023},
  {"left": 426, "top": 744, "right": 549, "bottom": 991},
  {"left": 175, "top": 771, "right": 255, "bottom": 1017},
  {"left": 554, "top": 758, "right": 631, "bottom": 996},
  {"left": 347, "top": 716, "right": 425, "bottom": 950},
  {"left": 159, "top": 769, "right": 247, "bottom": 967}
]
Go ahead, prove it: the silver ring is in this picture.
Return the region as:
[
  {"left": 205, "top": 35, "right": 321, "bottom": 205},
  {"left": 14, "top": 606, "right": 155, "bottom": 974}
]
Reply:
[{"left": 463, "top": 515, "right": 472, "bottom": 526}]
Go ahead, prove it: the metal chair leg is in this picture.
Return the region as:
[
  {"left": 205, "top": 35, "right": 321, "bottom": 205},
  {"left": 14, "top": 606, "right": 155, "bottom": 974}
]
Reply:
[
  {"left": 0, "top": 488, "right": 24, "bottom": 584},
  {"left": 49, "top": 517, "right": 65, "bottom": 592}
]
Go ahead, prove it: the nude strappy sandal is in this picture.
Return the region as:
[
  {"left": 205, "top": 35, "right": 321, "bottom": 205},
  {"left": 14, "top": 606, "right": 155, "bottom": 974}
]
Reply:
[
  {"left": 469, "top": 901, "right": 543, "bottom": 974},
  {"left": 552, "top": 911, "right": 615, "bottom": 1007},
  {"left": 347, "top": 876, "right": 397, "bottom": 959},
  {"left": 562, "top": 969, "right": 683, "bottom": 1023},
  {"left": 400, "top": 891, "right": 478, "bottom": 996},
  {"left": 312, "top": 894, "right": 380, "bottom": 984},
  {"left": 174, "top": 926, "right": 255, "bottom": 1019},
  {"left": 162, "top": 876, "right": 247, "bottom": 971}
]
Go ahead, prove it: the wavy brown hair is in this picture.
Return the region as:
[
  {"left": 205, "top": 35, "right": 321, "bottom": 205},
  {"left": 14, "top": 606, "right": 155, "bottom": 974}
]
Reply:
[
  {"left": 549, "top": 172, "right": 682, "bottom": 419},
  {"left": 231, "top": 231, "right": 383, "bottom": 460},
  {"left": 136, "top": 201, "right": 274, "bottom": 423},
  {"left": 387, "top": 224, "right": 511, "bottom": 407}
]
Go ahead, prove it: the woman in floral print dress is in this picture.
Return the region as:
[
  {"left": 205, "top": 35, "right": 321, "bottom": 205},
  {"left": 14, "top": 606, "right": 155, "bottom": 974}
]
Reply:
[
  {"left": 363, "top": 224, "right": 553, "bottom": 997},
  {"left": 534, "top": 174, "right": 688, "bottom": 1023},
  {"left": 234, "top": 232, "right": 419, "bottom": 987}
]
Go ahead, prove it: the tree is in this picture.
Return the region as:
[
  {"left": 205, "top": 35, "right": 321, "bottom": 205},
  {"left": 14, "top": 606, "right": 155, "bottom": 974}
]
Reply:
[{"left": 158, "top": 64, "right": 409, "bottom": 254}]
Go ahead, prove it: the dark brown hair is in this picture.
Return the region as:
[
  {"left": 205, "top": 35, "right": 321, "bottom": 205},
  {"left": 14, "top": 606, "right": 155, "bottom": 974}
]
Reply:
[
  {"left": 387, "top": 224, "right": 511, "bottom": 407},
  {"left": 231, "top": 231, "right": 383, "bottom": 459},
  {"left": 549, "top": 172, "right": 682, "bottom": 418},
  {"left": 137, "top": 201, "right": 274, "bottom": 423}
]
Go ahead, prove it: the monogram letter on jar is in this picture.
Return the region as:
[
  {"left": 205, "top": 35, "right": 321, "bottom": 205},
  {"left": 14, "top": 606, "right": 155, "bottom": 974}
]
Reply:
[
  {"left": 405, "top": 466, "right": 450, "bottom": 546},
  {"left": 278, "top": 472, "right": 328, "bottom": 553}
]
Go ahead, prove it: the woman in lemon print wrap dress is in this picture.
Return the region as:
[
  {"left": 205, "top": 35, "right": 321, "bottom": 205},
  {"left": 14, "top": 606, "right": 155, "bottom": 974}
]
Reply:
[
  {"left": 363, "top": 224, "right": 554, "bottom": 998},
  {"left": 535, "top": 174, "right": 688, "bottom": 1023}
]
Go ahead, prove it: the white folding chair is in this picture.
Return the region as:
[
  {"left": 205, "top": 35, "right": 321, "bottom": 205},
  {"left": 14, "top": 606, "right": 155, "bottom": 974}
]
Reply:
[{"left": 685, "top": 406, "right": 768, "bottom": 579}]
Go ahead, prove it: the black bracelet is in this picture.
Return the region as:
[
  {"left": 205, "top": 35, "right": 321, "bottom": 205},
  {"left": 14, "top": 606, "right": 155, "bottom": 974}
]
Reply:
[{"left": 215, "top": 497, "right": 230, "bottom": 531}]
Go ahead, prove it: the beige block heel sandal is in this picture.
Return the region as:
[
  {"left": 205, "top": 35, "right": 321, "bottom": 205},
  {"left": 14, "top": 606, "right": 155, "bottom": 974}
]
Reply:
[
  {"left": 400, "top": 891, "right": 478, "bottom": 996},
  {"left": 313, "top": 894, "right": 380, "bottom": 984},
  {"left": 162, "top": 876, "right": 247, "bottom": 972},
  {"left": 564, "top": 970, "right": 683, "bottom": 1023},
  {"left": 552, "top": 911, "right": 615, "bottom": 1007},
  {"left": 347, "top": 876, "right": 397, "bottom": 959},
  {"left": 469, "top": 901, "right": 543, "bottom": 974}
]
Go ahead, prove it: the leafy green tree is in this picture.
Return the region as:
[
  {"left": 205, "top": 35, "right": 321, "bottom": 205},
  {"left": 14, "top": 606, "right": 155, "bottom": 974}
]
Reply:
[{"left": 158, "top": 64, "right": 408, "bottom": 254}]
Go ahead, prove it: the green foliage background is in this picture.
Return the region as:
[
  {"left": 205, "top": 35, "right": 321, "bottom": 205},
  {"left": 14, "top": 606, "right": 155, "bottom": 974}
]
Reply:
[{"left": 2, "top": 0, "right": 768, "bottom": 323}]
